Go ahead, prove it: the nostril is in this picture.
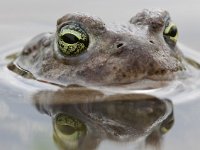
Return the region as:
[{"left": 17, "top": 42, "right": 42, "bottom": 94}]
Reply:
[
  {"left": 149, "top": 40, "right": 155, "bottom": 44},
  {"left": 116, "top": 43, "right": 124, "bottom": 48}
]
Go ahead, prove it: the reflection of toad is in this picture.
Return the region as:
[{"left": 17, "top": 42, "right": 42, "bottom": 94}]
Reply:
[{"left": 34, "top": 89, "right": 174, "bottom": 150}]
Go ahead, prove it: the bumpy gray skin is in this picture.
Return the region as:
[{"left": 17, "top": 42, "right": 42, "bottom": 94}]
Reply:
[{"left": 16, "top": 9, "right": 184, "bottom": 86}]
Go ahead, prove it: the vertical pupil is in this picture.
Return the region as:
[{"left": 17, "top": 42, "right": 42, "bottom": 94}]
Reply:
[{"left": 61, "top": 33, "right": 79, "bottom": 44}]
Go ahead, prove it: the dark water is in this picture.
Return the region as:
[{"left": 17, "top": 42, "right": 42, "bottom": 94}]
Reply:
[{"left": 0, "top": 0, "right": 200, "bottom": 150}]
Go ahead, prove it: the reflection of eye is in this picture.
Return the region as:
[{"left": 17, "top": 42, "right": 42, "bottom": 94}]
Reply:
[
  {"left": 163, "top": 22, "right": 178, "bottom": 44},
  {"left": 57, "top": 23, "right": 89, "bottom": 56},
  {"left": 160, "top": 116, "right": 174, "bottom": 134},
  {"left": 54, "top": 113, "right": 86, "bottom": 142}
]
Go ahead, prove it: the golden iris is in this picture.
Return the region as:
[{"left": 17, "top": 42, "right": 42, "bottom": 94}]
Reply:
[
  {"left": 57, "top": 23, "right": 89, "bottom": 56},
  {"left": 164, "top": 22, "right": 178, "bottom": 44}
]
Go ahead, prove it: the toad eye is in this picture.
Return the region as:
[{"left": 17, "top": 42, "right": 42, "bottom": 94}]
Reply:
[
  {"left": 57, "top": 23, "right": 89, "bottom": 56},
  {"left": 163, "top": 22, "right": 178, "bottom": 44}
]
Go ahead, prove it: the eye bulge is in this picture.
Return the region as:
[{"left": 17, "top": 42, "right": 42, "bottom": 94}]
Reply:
[
  {"left": 163, "top": 22, "right": 178, "bottom": 44},
  {"left": 57, "top": 22, "right": 89, "bottom": 57}
]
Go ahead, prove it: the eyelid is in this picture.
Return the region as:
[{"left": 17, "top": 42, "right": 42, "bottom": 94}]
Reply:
[{"left": 60, "top": 29, "right": 86, "bottom": 41}]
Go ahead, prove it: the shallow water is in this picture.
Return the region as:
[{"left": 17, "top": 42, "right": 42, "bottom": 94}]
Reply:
[{"left": 0, "top": 0, "right": 200, "bottom": 150}]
